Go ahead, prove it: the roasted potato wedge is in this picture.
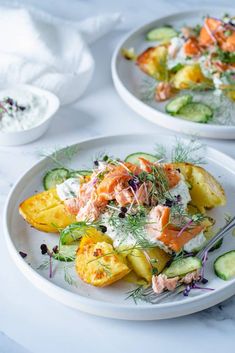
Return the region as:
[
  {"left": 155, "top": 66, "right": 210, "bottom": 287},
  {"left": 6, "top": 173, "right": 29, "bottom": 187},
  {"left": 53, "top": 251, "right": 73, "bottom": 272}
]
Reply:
[
  {"left": 173, "top": 163, "right": 226, "bottom": 212},
  {"left": 76, "top": 241, "right": 130, "bottom": 287},
  {"left": 19, "top": 188, "right": 76, "bottom": 233},
  {"left": 137, "top": 45, "right": 168, "bottom": 81},
  {"left": 79, "top": 228, "right": 113, "bottom": 248},
  {"left": 172, "top": 64, "right": 213, "bottom": 90},
  {"left": 127, "top": 247, "right": 171, "bottom": 283}
]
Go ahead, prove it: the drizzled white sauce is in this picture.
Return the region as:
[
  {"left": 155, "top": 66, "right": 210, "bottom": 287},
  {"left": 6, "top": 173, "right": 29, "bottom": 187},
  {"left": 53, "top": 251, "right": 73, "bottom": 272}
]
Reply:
[
  {"left": 0, "top": 88, "right": 48, "bottom": 132},
  {"left": 56, "top": 178, "right": 80, "bottom": 200},
  {"left": 184, "top": 231, "right": 206, "bottom": 252},
  {"left": 169, "top": 179, "right": 191, "bottom": 209}
]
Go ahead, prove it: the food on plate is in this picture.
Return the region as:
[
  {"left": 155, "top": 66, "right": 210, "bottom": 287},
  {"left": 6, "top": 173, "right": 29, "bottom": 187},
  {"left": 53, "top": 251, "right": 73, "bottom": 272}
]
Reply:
[
  {"left": 19, "top": 145, "right": 228, "bottom": 300},
  {"left": 214, "top": 250, "right": 235, "bottom": 280},
  {"left": 122, "top": 14, "right": 235, "bottom": 123},
  {"left": 19, "top": 188, "right": 76, "bottom": 232}
]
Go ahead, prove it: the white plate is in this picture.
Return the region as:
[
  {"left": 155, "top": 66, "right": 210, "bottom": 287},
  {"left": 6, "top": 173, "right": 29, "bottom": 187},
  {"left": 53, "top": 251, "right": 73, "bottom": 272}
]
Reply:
[
  {"left": 112, "top": 9, "right": 235, "bottom": 139},
  {"left": 4, "top": 133, "right": 235, "bottom": 320}
]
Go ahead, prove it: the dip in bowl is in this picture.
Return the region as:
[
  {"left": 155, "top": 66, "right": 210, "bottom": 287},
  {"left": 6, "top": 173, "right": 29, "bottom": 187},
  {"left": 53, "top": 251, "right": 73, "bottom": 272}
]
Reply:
[{"left": 0, "top": 85, "right": 60, "bottom": 146}]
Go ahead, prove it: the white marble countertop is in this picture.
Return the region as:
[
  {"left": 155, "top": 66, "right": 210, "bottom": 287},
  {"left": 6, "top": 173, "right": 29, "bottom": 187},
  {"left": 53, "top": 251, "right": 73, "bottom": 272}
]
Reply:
[{"left": 1, "top": 0, "right": 235, "bottom": 352}]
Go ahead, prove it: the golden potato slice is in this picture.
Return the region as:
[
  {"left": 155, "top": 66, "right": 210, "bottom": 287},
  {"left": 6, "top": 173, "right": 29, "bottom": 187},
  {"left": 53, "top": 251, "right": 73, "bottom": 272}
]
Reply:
[
  {"left": 79, "top": 228, "right": 113, "bottom": 248},
  {"left": 137, "top": 45, "right": 168, "bottom": 81},
  {"left": 127, "top": 247, "right": 171, "bottom": 283},
  {"left": 19, "top": 188, "right": 76, "bottom": 233},
  {"left": 172, "top": 64, "right": 213, "bottom": 90},
  {"left": 76, "top": 241, "right": 130, "bottom": 287},
  {"left": 173, "top": 163, "right": 226, "bottom": 213}
]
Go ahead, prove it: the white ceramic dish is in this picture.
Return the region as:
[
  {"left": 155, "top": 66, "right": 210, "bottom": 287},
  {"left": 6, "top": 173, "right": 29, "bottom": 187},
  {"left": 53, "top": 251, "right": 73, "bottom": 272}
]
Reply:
[
  {"left": 4, "top": 133, "right": 235, "bottom": 320},
  {"left": 112, "top": 9, "right": 235, "bottom": 139},
  {"left": 0, "top": 84, "right": 60, "bottom": 146}
]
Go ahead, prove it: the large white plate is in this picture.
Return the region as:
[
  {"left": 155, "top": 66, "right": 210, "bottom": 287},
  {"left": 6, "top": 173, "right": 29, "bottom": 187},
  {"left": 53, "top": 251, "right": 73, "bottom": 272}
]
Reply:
[
  {"left": 4, "top": 134, "right": 235, "bottom": 320},
  {"left": 112, "top": 9, "right": 235, "bottom": 139}
]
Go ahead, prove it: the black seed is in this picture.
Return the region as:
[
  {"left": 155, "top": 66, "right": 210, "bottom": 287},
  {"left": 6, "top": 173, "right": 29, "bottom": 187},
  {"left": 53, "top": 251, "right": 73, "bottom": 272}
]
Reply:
[
  {"left": 40, "top": 244, "right": 48, "bottom": 255},
  {"left": 183, "top": 290, "right": 189, "bottom": 296},
  {"left": 19, "top": 106, "right": 26, "bottom": 111},
  {"left": 99, "top": 225, "right": 107, "bottom": 233},
  {"left": 19, "top": 251, "right": 27, "bottom": 258},
  {"left": 164, "top": 198, "right": 173, "bottom": 207},
  {"left": 53, "top": 245, "right": 58, "bottom": 254},
  {"left": 94, "top": 160, "right": 99, "bottom": 166},
  {"left": 118, "top": 212, "right": 125, "bottom": 218},
  {"left": 176, "top": 168, "right": 181, "bottom": 173},
  {"left": 120, "top": 206, "right": 127, "bottom": 213},
  {"left": 201, "top": 278, "right": 208, "bottom": 284}
]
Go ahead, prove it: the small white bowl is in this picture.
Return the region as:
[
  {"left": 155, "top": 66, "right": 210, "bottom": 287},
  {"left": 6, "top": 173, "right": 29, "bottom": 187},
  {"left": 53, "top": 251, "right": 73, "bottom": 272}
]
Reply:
[{"left": 0, "top": 84, "right": 60, "bottom": 146}]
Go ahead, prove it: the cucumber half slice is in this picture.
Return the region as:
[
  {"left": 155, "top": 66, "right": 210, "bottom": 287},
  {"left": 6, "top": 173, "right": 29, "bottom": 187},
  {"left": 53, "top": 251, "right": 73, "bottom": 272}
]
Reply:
[
  {"left": 146, "top": 26, "right": 178, "bottom": 41},
  {"left": 166, "top": 95, "right": 193, "bottom": 115},
  {"left": 163, "top": 256, "right": 202, "bottom": 278},
  {"left": 125, "top": 152, "right": 158, "bottom": 166},
  {"left": 214, "top": 250, "right": 235, "bottom": 280},
  {"left": 177, "top": 103, "right": 213, "bottom": 123},
  {"left": 53, "top": 244, "right": 78, "bottom": 262},
  {"left": 69, "top": 170, "right": 92, "bottom": 178},
  {"left": 60, "top": 222, "right": 93, "bottom": 245},
  {"left": 43, "top": 168, "right": 69, "bottom": 190}
]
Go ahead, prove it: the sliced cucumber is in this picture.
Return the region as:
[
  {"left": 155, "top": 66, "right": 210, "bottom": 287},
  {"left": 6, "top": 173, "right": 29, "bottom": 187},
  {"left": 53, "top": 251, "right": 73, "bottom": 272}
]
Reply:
[
  {"left": 43, "top": 168, "right": 69, "bottom": 190},
  {"left": 53, "top": 244, "right": 78, "bottom": 262},
  {"left": 146, "top": 26, "right": 178, "bottom": 41},
  {"left": 69, "top": 170, "right": 92, "bottom": 178},
  {"left": 166, "top": 95, "right": 193, "bottom": 115},
  {"left": 163, "top": 256, "right": 202, "bottom": 278},
  {"left": 60, "top": 222, "right": 92, "bottom": 245},
  {"left": 125, "top": 152, "right": 158, "bottom": 165},
  {"left": 177, "top": 103, "right": 213, "bottom": 123},
  {"left": 214, "top": 250, "right": 235, "bottom": 280}
]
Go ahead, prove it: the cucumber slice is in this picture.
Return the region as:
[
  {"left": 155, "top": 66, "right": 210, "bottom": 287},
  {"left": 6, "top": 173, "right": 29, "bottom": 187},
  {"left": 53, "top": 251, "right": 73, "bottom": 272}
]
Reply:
[
  {"left": 69, "top": 170, "right": 92, "bottom": 178},
  {"left": 177, "top": 103, "right": 213, "bottom": 123},
  {"left": 125, "top": 152, "right": 158, "bottom": 165},
  {"left": 163, "top": 256, "right": 202, "bottom": 278},
  {"left": 209, "top": 238, "right": 223, "bottom": 252},
  {"left": 60, "top": 222, "right": 92, "bottom": 245},
  {"left": 146, "top": 27, "right": 178, "bottom": 41},
  {"left": 43, "top": 168, "right": 69, "bottom": 190},
  {"left": 166, "top": 95, "right": 193, "bottom": 114},
  {"left": 53, "top": 244, "right": 78, "bottom": 262},
  {"left": 214, "top": 250, "right": 235, "bottom": 280}
]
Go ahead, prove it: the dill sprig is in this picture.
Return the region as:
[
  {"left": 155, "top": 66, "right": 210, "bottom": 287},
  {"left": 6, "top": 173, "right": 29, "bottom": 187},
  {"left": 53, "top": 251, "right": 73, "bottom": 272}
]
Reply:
[
  {"left": 154, "top": 138, "right": 205, "bottom": 165},
  {"left": 64, "top": 267, "right": 78, "bottom": 287},
  {"left": 171, "top": 138, "right": 205, "bottom": 164},
  {"left": 140, "top": 78, "right": 157, "bottom": 102},
  {"left": 39, "top": 145, "right": 80, "bottom": 170},
  {"left": 125, "top": 285, "right": 146, "bottom": 304}
]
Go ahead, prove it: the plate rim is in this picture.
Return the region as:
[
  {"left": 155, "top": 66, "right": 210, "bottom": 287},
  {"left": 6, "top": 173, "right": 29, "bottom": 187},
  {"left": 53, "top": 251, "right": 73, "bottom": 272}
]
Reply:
[
  {"left": 4, "top": 132, "right": 235, "bottom": 319},
  {"left": 111, "top": 8, "right": 235, "bottom": 139}
]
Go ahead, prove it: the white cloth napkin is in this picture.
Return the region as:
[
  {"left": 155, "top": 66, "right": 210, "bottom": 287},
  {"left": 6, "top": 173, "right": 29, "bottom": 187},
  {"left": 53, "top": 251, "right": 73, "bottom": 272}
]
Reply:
[{"left": 0, "top": 6, "right": 121, "bottom": 105}]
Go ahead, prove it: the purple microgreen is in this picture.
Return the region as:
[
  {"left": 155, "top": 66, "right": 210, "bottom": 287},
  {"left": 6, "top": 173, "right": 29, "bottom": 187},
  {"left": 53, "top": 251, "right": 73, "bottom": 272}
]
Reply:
[
  {"left": 177, "top": 219, "right": 193, "bottom": 237},
  {"left": 19, "top": 251, "right": 27, "bottom": 258}
]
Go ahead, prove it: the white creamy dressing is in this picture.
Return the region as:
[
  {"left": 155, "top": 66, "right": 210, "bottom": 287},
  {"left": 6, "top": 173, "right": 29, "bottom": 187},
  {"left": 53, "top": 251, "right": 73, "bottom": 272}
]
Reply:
[
  {"left": 56, "top": 178, "right": 80, "bottom": 200},
  {"left": 102, "top": 178, "right": 193, "bottom": 252},
  {"left": 168, "top": 178, "right": 191, "bottom": 209},
  {"left": 183, "top": 231, "right": 207, "bottom": 252},
  {"left": 167, "top": 37, "right": 189, "bottom": 69},
  {"left": 0, "top": 88, "right": 48, "bottom": 132}
]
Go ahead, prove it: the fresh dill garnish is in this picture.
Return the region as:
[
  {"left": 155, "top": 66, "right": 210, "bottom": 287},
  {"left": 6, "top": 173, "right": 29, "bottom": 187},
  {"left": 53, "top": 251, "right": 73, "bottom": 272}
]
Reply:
[
  {"left": 154, "top": 143, "right": 167, "bottom": 160},
  {"left": 140, "top": 78, "right": 157, "bottom": 102},
  {"left": 64, "top": 266, "right": 78, "bottom": 287},
  {"left": 37, "top": 259, "right": 50, "bottom": 270},
  {"left": 39, "top": 145, "right": 80, "bottom": 170},
  {"left": 154, "top": 138, "right": 205, "bottom": 165},
  {"left": 171, "top": 138, "right": 205, "bottom": 164},
  {"left": 108, "top": 206, "right": 152, "bottom": 248},
  {"left": 125, "top": 285, "right": 146, "bottom": 304}
]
